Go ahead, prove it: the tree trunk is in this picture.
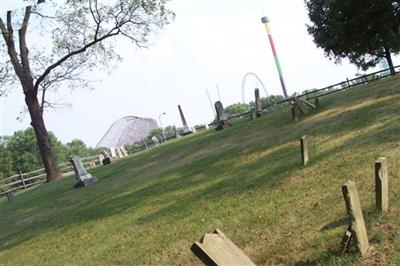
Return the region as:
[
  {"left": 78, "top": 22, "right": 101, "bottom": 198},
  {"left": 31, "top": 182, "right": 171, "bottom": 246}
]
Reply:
[
  {"left": 24, "top": 89, "right": 61, "bottom": 182},
  {"left": 384, "top": 47, "right": 395, "bottom": 76}
]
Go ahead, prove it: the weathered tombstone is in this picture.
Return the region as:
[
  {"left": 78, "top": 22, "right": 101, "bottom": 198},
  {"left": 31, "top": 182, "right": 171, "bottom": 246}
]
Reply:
[
  {"left": 97, "top": 154, "right": 105, "bottom": 163},
  {"left": 191, "top": 229, "right": 256, "bottom": 266},
  {"left": 271, "top": 98, "right": 277, "bottom": 108},
  {"left": 249, "top": 108, "right": 255, "bottom": 121},
  {"left": 375, "top": 157, "right": 388, "bottom": 213},
  {"left": 120, "top": 146, "right": 129, "bottom": 157},
  {"left": 115, "top": 147, "right": 124, "bottom": 158},
  {"left": 255, "top": 88, "right": 262, "bottom": 118},
  {"left": 110, "top": 147, "right": 117, "bottom": 158},
  {"left": 178, "top": 105, "right": 193, "bottom": 136},
  {"left": 300, "top": 135, "right": 309, "bottom": 166},
  {"left": 341, "top": 181, "right": 370, "bottom": 256},
  {"left": 101, "top": 151, "right": 111, "bottom": 165},
  {"left": 70, "top": 156, "right": 98, "bottom": 188},
  {"left": 301, "top": 98, "right": 316, "bottom": 110},
  {"left": 5, "top": 192, "right": 14, "bottom": 203},
  {"left": 152, "top": 136, "right": 160, "bottom": 146},
  {"left": 215, "top": 101, "right": 232, "bottom": 131}
]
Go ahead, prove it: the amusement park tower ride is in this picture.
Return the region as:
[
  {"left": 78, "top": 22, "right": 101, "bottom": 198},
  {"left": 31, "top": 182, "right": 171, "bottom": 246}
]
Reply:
[{"left": 261, "top": 16, "right": 289, "bottom": 98}]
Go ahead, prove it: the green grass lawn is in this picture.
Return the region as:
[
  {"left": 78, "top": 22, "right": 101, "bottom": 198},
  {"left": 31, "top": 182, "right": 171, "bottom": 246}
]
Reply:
[{"left": 1, "top": 76, "right": 400, "bottom": 265}]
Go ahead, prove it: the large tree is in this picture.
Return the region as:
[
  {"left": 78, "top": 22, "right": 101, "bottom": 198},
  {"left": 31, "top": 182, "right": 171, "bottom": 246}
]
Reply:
[
  {"left": 306, "top": 0, "right": 400, "bottom": 75},
  {"left": 0, "top": 0, "right": 173, "bottom": 182}
]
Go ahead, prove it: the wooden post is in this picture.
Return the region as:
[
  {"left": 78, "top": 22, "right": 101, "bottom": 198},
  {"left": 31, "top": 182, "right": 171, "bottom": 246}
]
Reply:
[
  {"left": 191, "top": 229, "right": 256, "bottom": 266},
  {"left": 375, "top": 157, "right": 388, "bottom": 213},
  {"left": 300, "top": 136, "right": 309, "bottom": 166},
  {"left": 314, "top": 97, "right": 319, "bottom": 108},
  {"left": 342, "top": 181, "right": 370, "bottom": 256},
  {"left": 346, "top": 78, "right": 351, "bottom": 88},
  {"left": 19, "top": 170, "right": 26, "bottom": 189},
  {"left": 291, "top": 101, "right": 300, "bottom": 122}
]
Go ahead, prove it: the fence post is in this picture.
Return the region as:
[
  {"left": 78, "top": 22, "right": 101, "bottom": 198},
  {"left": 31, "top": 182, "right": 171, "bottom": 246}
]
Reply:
[
  {"left": 19, "top": 170, "right": 27, "bottom": 189},
  {"left": 346, "top": 78, "right": 351, "bottom": 88}
]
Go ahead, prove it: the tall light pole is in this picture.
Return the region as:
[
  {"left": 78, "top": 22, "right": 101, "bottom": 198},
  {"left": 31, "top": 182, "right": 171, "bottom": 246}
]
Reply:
[
  {"left": 261, "top": 16, "right": 289, "bottom": 98},
  {"left": 158, "top": 112, "right": 166, "bottom": 140}
]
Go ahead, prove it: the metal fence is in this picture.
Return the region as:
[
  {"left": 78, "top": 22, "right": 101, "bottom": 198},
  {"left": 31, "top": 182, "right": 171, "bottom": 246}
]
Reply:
[
  {"left": 209, "top": 65, "right": 400, "bottom": 126},
  {"left": 0, "top": 156, "right": 101, "bottom": 196}
]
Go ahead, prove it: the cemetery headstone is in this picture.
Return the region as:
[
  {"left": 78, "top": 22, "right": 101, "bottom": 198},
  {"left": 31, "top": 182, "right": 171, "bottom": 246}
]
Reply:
[
  {"left": 98, "top": 154, "right": 105, "bottom": 163},
  {"left": 101, "top": 151, "right": 111, "bottom": 165},
  {"left": 152, "top": 136, "right": 160, "bottom": 145},
  {"left": 375, "top": 157, "right": 388, "bottom": 213},
  {"left": 70, "top": 156, "right": 98, "bottom": 188},
  {"left": 178, "top": 105, "right": 193, "bottom": 136},
  {"left": 255, "top": 88, "right": 262, "bottom": 118},
  {"left": 271, "top": 99, "right": 277, "bottom": 108},
  {"left": 215, "top": 101, "right": 232, "bottom": 131},
  {"left": 300, "top": 135, "right": 309, "bottom": 166},
  {"left": 116, "top": 147, "right": 124, "bottom": 158},
  {"left": 120, "top": 146, "right": 129, "bottom": 157},
  {"left": 110, "top": 147, "right": 117, "bottom": 158},
  {"left": 341, "top": 180, "right": 370, "bottom": 256},
  {"left": 191, "top": 229, "right": 256, "bottom": 266}
]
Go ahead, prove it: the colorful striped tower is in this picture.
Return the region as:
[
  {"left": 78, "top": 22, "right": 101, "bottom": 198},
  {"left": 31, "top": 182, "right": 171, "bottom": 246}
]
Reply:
[{"left": 261, "top": 16, "right": 288, "bottom": 98}]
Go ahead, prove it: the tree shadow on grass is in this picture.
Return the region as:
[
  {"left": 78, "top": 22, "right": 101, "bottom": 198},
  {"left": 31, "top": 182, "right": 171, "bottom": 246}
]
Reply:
[
  {"left": 0, "top": 79, "right": 399, "bottom": 260},
  {"left": 0, "top": 138, "right": 298, "bottom": 252}
]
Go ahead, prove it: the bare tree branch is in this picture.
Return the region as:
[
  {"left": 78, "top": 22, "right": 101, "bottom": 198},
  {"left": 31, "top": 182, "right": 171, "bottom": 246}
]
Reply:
[
  {"left": 0, "top": 12, "right": 24, "bottom": 80},
  {"left": 19, "top": 6, "right": 33, "bottom": 76},
  {"left": 34, "top": 28, "right": 120, "bottom": 93}
]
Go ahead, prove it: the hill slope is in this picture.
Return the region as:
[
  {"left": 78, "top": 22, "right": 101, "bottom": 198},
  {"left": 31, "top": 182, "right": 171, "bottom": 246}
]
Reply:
[{"left": 1, "top": 76, "right": 400, "bottom": 265}]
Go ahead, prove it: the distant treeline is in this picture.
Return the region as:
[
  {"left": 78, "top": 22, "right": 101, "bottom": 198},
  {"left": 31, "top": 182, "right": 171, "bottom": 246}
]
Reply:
[{"left": 0, "top": 128, "right": 103, "bottom": 179}]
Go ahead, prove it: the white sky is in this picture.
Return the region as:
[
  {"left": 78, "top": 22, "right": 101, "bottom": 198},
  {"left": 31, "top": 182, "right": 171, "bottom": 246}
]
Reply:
[{"left": 1, "top": 0, "right": 399, "bottom": 147}]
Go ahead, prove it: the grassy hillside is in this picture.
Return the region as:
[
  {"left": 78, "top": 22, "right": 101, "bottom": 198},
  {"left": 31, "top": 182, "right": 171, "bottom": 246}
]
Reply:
[{"left": 1, "top": 76, "right": 400, "bottom": 265}]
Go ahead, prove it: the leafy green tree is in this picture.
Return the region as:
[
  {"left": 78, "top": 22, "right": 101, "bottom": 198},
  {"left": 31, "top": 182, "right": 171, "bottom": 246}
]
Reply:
[
  {"left": 0, "top": 0, "right": 174, "bottom": 182},
  {"left": 66, "top": 139, "right": 91, "bottom": 158},
  {"left": 0, "top": 145, "right": 13, "bottom": 179},
  {"left": 306, "top": 0, "right": 400, "bottom": 75},
  {"left": 146, "top": 128, "right": 164, "bottom": 142},
  {"left": 224, "top": 103, "right": 250, "bottom": 117},
  {"left": 163, "top": 125, "right": 177, "bottom": 138},
  {"left": 5, "top": 128, "right": 67, "bottom": 173}
]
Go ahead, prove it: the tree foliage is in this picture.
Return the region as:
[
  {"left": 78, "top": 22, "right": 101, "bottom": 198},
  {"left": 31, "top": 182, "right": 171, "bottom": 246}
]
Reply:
[
  {"left": 224, "top": 103, "right": 249, "bottom": 117},
  {"left": 0, "top": 145, "right": 13, "bottom": 179},
  {"left": 0, "top": 128, "right": 101, "bottom": 177},
  {"left": 0, "top": 0, "right": 174, "bottom": 181},
  {"left": 306, "top": 0, "right": 400, "bottom": 73}
]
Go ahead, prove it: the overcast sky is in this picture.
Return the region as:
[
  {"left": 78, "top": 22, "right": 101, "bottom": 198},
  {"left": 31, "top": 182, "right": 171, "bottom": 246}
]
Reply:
[{"left": 1, "top": 0, "right": 399, "bottom": 147}]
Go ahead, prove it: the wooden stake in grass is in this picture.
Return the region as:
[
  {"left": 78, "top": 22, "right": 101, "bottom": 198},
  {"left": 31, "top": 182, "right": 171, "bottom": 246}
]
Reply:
[
  {"left": 300, "top": 135, "right": 309, "bottom": 166},
  {"left": 342, "top": 181, "right": 370, "bottom": 257},
  {"left": 191, "top": 229, "right": 256, "bottom": 266},
  {"left": 375, "top": 157, "right": 388, "bottom": 213}
]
